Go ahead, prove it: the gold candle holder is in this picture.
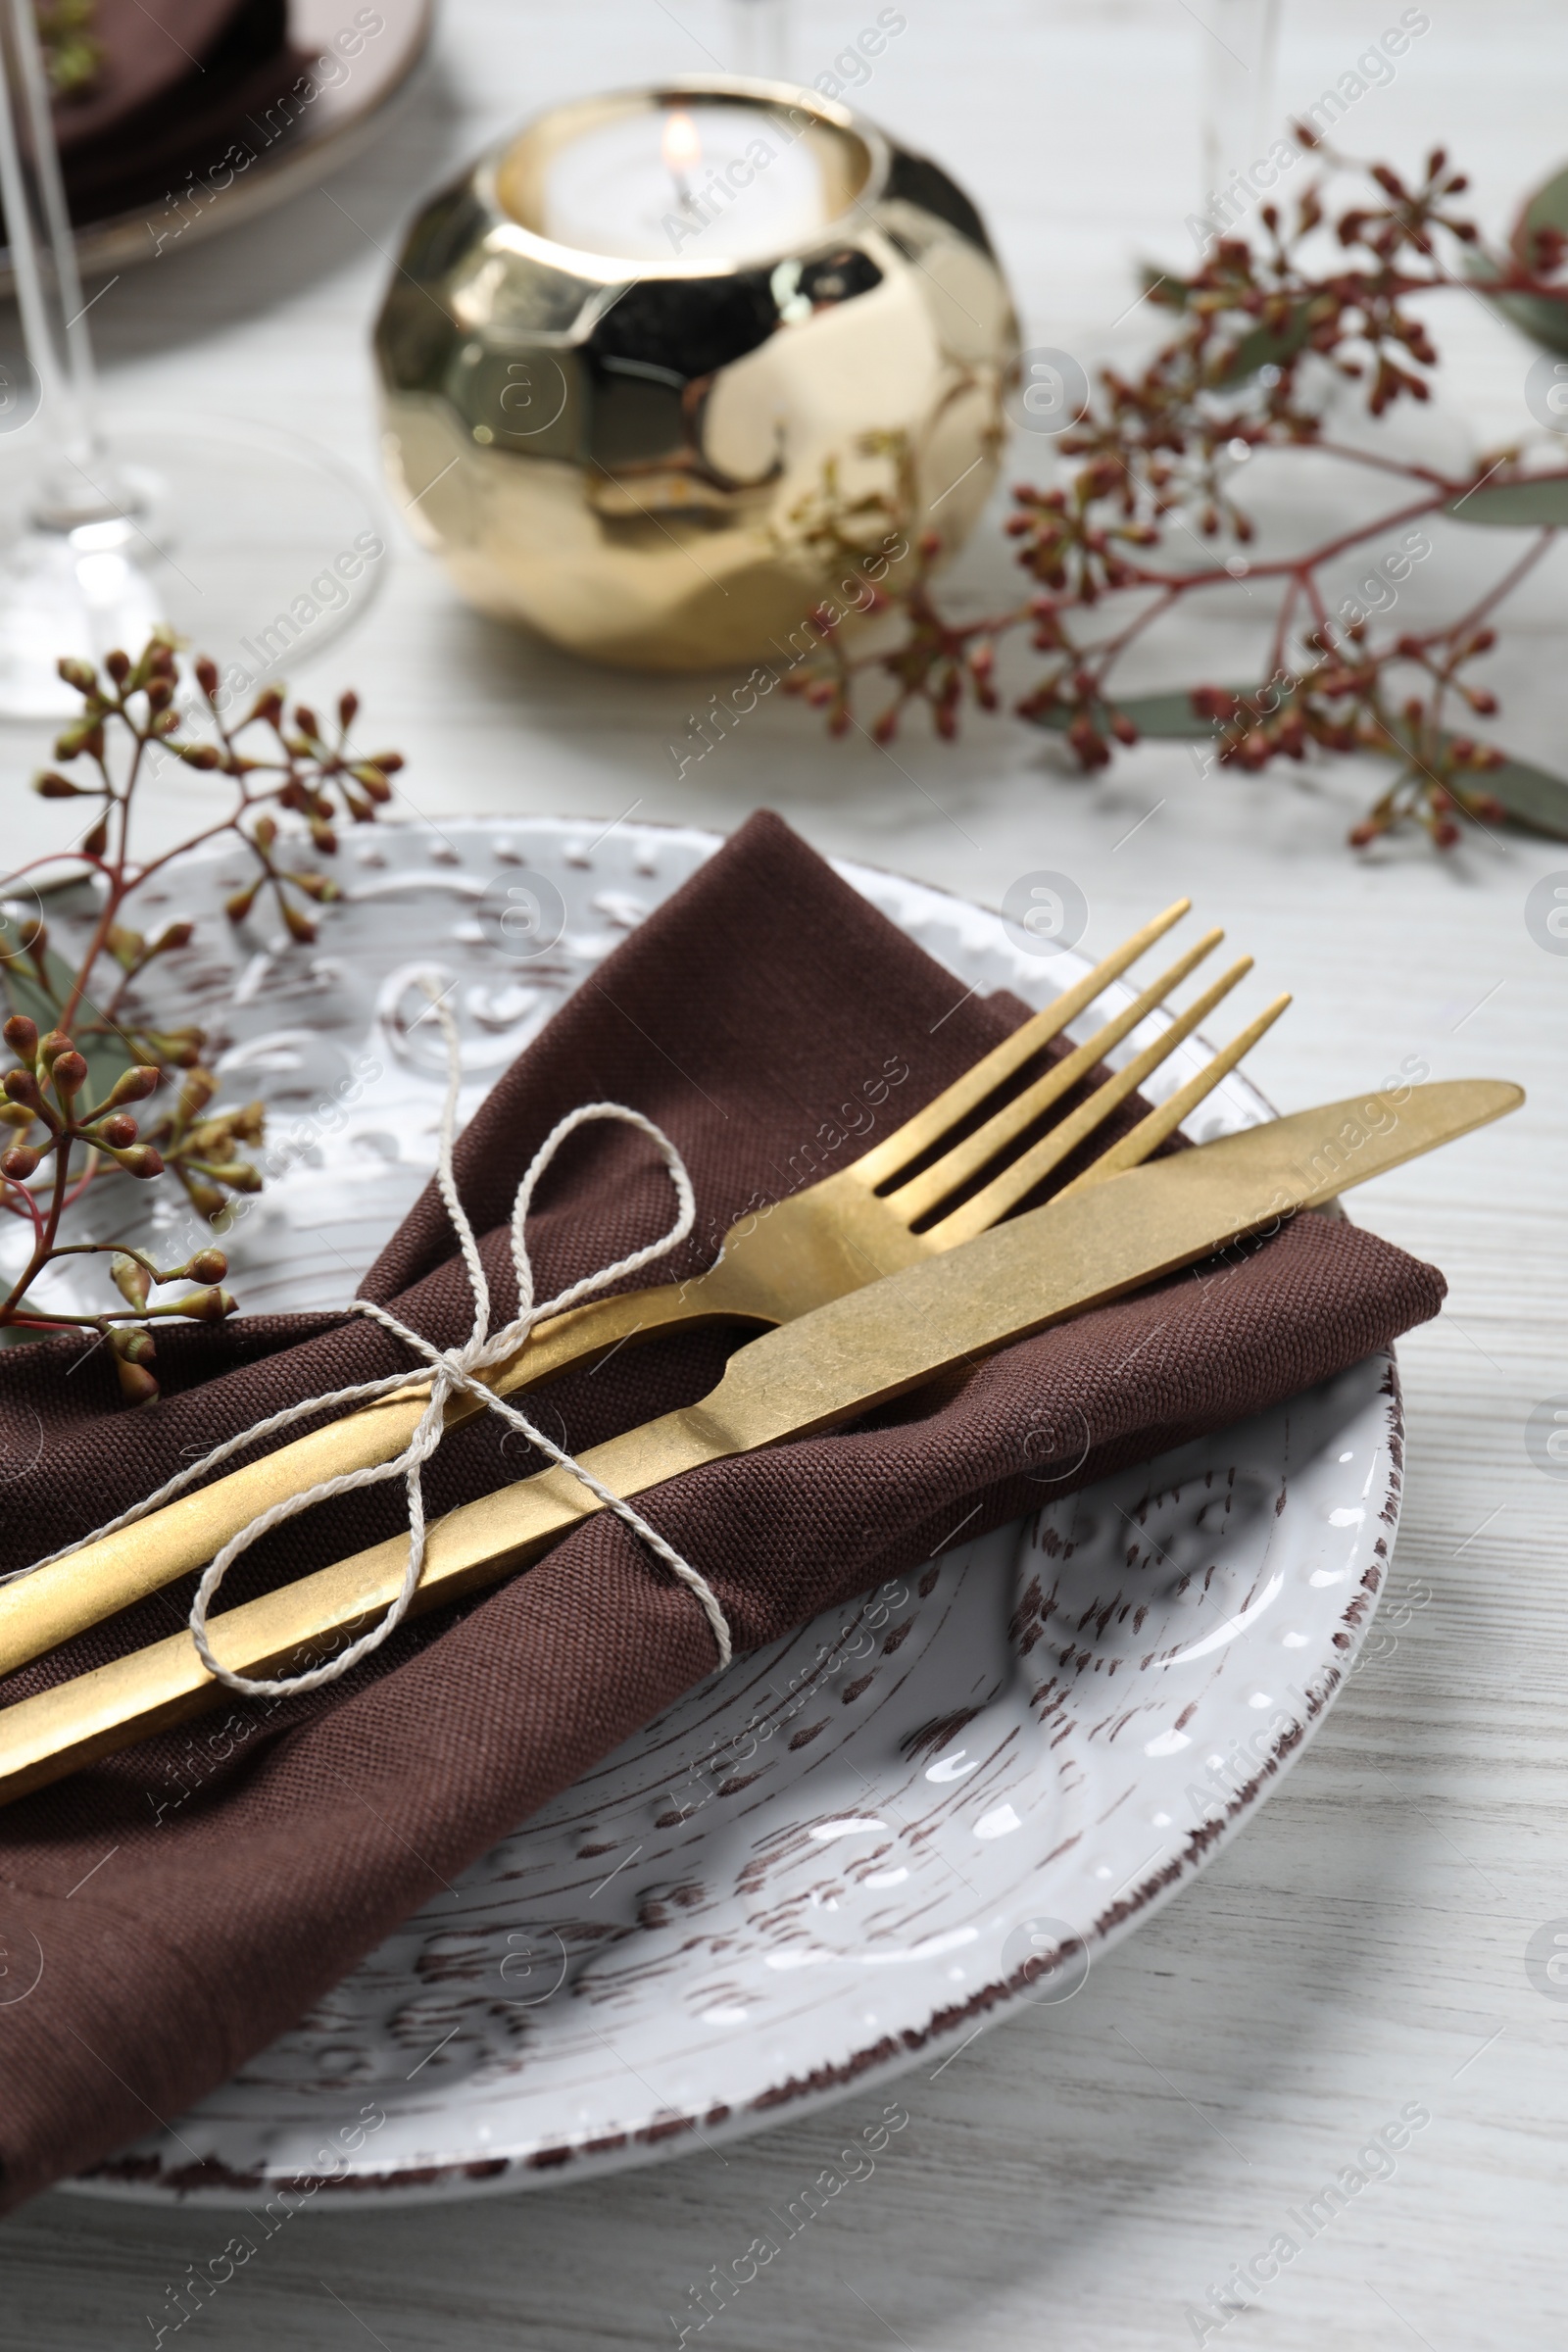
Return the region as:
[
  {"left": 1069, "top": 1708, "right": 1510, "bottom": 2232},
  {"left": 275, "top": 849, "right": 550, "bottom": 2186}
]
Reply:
[{"left": 373, "top": 76, "right": 1018, "bottom": 670}]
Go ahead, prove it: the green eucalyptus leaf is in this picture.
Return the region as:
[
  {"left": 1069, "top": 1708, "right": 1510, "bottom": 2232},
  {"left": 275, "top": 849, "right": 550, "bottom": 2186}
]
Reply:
[
  {"left": 1446, "top": 475, "right": 1568, "bottom": 526},
  {"left": 1109, "top": 690, "right": 1224, "bottom": 738},
  {"left": 0, "top": 930, "right": 135, "bottom": 1105},
  {"left": 1211, "top": 307, "right": 1314, "bottom": 387},
  {"left": 1513, "top": 160, "right": 1568, "bottom": 257},
  {"left": 1468, "top": 165, "right": 1568, "bottom": 355},
  {"left": 1486, "top": 288, "right": 1568, "bottom": 358},
  {"left": 1450, "top": 745, "right": 1568, "bottom": 839},
  {"left": 1148, "top": 269, "right": 1195, "bottom": 313},
  {"left": 1028, "top": 691, "right": 1568, "bottom": 840},
  {"left": 1381, "top": 716, "right": 1568, "bottom": 837},
  {"left": 1025, "top": 688, "right": 1227, "bottom": 741}
]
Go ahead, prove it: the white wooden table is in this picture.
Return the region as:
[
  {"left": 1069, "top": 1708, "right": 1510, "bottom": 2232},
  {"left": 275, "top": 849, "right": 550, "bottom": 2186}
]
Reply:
[{"left": 3, "top": 2, "right": 1565, "bottom": 2344}]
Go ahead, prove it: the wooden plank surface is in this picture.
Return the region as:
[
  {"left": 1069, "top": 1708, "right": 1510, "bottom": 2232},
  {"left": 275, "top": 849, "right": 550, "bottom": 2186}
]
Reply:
[{"left": 1, "top": 2, "right": 1563, "bottom": 2344}]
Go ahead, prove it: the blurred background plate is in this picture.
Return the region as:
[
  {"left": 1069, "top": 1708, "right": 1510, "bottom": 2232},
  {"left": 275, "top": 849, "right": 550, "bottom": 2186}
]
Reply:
[{"left": 0, "top": 0, "right": 433, "bottom": 296}]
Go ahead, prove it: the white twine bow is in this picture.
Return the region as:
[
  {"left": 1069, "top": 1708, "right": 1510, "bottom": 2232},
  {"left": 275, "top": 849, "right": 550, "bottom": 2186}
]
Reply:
[{"left": 8, "top": 995, "right": 732, "bottom": 1693}]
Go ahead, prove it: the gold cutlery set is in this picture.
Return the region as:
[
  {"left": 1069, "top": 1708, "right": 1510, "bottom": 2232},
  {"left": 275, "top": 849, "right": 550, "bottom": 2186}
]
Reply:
[{"left": 0, "top": 901, "right": 1522, "bottom": 1804}]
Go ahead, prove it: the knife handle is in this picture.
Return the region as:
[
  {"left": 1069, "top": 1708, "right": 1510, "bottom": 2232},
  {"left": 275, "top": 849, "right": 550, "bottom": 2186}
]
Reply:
[
  {"left": 0, "top": 1276, "right": 731, "bottom": 1683},
  {"left": 0, "top": 1399, "right": 732, "bottom": 1806}
]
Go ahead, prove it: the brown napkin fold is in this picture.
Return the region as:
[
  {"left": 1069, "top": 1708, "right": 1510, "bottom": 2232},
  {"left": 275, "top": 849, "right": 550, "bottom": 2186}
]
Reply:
[{"left": 0, "top": 811, "right": 1444, "bottom": 2210}]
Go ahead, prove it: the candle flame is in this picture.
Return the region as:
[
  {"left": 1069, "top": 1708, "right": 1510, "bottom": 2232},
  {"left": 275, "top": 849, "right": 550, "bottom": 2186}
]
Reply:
[{"left": 662, "top": 108, "right": 702, "bottom": 181}]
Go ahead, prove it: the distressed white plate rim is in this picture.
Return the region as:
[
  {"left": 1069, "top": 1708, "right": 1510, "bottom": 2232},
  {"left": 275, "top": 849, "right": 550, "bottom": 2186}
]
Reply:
[{"left": 31, "top": 814, "right": 1398, "bottom": 2207}]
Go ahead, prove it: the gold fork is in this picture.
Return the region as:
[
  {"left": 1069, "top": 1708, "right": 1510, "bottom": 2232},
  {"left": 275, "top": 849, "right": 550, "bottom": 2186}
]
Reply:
[
  {"left": 514, "top": 897, "right": 1289, "bottom": 1353},
  {"left": 0, "top": 899, "right": 1289, "bottom": 1674}
]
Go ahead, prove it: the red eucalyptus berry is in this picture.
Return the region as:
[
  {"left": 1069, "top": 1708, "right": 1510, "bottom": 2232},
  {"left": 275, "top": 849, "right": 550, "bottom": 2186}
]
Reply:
[
  {"left": 108, "top": 1323, "right": 158, "bottom": 1406},
  {"left": 110, "top": 1143, "right": 165, "bottom": 1179},
  {"left": 112, "top": 1254, "right": 152, "bottom": 1310},
  {"left": 178, "top": 1285, "right": 237, "bottom": 1322}
]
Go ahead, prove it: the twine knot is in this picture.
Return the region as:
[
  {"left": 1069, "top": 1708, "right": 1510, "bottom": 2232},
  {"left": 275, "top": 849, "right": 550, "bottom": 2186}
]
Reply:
[{"left": 11, "top": 992, "right": 731, "bottom": 1696}]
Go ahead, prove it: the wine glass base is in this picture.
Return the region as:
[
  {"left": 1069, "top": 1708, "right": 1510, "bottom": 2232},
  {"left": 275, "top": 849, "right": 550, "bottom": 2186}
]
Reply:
[
  {"left": 0, "top": 414, "right": 386, "bottom": 722},
  {"left": 0, "top": 511, "right": 163, "bottom": 719}
]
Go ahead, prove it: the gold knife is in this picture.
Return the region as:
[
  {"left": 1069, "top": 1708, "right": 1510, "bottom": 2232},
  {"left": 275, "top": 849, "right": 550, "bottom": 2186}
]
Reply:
[{"left": 0, "top": 1078, "right": 1519, "bottom": 1804}]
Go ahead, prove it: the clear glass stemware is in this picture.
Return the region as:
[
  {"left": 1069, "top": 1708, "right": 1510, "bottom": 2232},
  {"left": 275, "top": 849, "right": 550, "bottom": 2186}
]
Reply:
[{"left": 0, "top": 0, "right": 384, "bottom": 721}]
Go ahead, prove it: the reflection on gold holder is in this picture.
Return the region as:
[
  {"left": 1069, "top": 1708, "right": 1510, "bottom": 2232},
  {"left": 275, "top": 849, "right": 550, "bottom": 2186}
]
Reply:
[{"left": 373, "top": 76, "right": 1019, "bottom": 669}]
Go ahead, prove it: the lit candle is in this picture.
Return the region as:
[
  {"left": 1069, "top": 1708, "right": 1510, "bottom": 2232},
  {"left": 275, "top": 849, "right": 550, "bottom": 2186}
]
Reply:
[
  {"left": 380, "top": 77, "right": 1018, "bottom": 670},
  {"left": 541, "top": 99, "right": 835, "bottom": 265}
]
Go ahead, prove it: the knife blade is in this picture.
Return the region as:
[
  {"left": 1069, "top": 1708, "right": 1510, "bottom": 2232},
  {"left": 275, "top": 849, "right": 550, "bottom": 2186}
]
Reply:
[{"left": 0, "top": 1077, "right": 1520, "bottom": 1803}]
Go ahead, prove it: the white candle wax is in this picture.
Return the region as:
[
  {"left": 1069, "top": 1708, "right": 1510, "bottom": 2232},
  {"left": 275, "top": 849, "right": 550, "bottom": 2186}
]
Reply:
[{"left": 541, "top": 103, "right": 832, "bottom": 265}]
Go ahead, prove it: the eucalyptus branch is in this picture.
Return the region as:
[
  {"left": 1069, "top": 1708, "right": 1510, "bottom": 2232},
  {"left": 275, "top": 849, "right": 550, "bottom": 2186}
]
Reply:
[
  {"left": 0, "top": 631, "right": 403, "bottom": 1399},
  {"left": 786, "top": 137, "right": 1568, "bottom": 852}
]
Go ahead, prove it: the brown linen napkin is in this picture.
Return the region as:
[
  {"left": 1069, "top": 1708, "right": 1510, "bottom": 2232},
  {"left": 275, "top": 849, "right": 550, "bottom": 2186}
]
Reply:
[{"left": 0, "top": 811, "right": 1444, "bottom": 2209}]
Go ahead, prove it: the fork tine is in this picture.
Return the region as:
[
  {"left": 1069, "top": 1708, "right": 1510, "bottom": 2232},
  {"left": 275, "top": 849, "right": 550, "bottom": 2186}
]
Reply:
[
  {"left": 1051, "top": 994, "right": 1293, "bottom": 1200},
  {"left": 886, "top": 927, "right": 1225, "bottom": 1223},
  {"left": 923, "top": 956, "right": 1255, "bottom": 1245},
  {"left": 852, "top": 898, "right": 1192, "bottom": 1190}
]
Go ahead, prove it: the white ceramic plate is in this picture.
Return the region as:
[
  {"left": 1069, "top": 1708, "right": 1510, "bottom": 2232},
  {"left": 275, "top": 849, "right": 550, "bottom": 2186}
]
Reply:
[{"left": 19, "top": 816, "right": 1398, "bottom": 2206}]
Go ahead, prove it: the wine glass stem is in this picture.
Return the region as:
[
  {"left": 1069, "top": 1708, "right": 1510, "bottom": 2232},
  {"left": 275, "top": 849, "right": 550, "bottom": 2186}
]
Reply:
[
  {"left": 0, "top": 0, "right": 122, "bottom": 527},
  {"left": 1201, "top": 0, "right": 1284, "bottom": 191},
  {"left": 726, "top": 0, "right": 789, "bottom": 79}
]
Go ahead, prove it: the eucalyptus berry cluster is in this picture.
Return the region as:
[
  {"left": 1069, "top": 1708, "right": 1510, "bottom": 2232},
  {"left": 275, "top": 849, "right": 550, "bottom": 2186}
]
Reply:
[
  {"left": 0, "top": 1014, "right": 163, "bottom": 1185},
  {"left": 0, "top": 1010, "right": 242, "bottom": 1395},
  {"left": 0, "top": 631, "right": 403, "bottom": 1392},
  {"left": 783, "top": 138, "right": 1568, "bottom": 854}
]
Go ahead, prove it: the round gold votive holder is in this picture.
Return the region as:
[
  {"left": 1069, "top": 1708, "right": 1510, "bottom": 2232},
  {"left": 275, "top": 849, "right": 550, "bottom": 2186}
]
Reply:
[{"left": 373, "top": 76, "right": 1018, "bottom": 670}]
